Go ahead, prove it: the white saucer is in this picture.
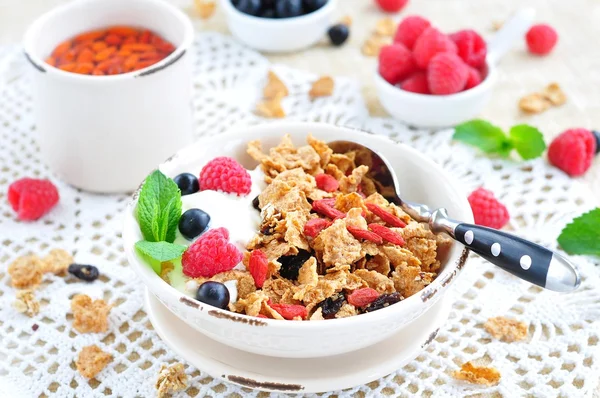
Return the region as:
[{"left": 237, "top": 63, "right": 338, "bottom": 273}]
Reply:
[{"left": 145, "top": 289, "right": 451, "bottom": 394}]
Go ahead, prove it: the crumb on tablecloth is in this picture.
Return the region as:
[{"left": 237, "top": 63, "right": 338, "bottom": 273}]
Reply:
[
  {"left": 8, "top": 254, "right": 43, "bottom": 289},
  {"left": 71, "top": 294, "right": 113, "bottom": 333},
  {"left": 42, "top": 248, "right": 73, "bottom": 275},
  {"left": 76, "top": 345, "right": 112, "bottom": 378},
  {"left": 13, "top": 289, "right": 40, "bottom": 317},
  {"left": 309, "top": 76, "right": 335, "bottom": 99},
  {"left": 484, "top": 316, "right": 528, "bottom": 342},
  {"left": 453, "top": 361, "right": 501, "bottom": 386},
  {"left": 156, "top": 363, "right": 188, "bottom": 398}
]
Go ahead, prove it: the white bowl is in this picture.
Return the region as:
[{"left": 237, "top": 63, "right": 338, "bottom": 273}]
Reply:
[
  {"left": 23, "top": 0, "right": 195, "bottom": 193},
  {"left": 220, "top": 0, "right": 336, "bottom": 53},
  {"left": 123, "top": 122, "right": 473, "bottom": 358},
  {"left": 374, "top": 66, "right": 497, "bottom": 129}
]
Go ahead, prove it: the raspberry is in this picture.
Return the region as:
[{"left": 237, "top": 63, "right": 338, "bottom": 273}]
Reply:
[
  {"left": 348, "top": 288, "right": 380, "bottom": 307},
  {"left": 526, "top": 24, "right": 558, "bottom": 55},
  {"left": 375, "top": 0, "right": 409, "bottom": 13},
  {"left": 368, "top": 224, "right": 405, "bottom": 246},
  {"left": 365, "top": 202, "right": 406, "bottom": 227},
  {"left": 248, "top": 249, "right": 269, "bottom": 288},
  {"left": 467, "top": 188, "right": 510, "bottom": 229},
  {"left": 312, "top": 199, "right": 346, "bottom": 219},
  {"left": 450, "top": 29, "right": 487, "bottom": 68},
  {"left": 427, "top": 53, "right": 469, "bottom": 95},
  {"left": 8, "top": 178, "right": 59, "bottom": 221},
  {"left": 548, "top": 128, "right": 598, "bottom": 177},
  {"left": 413, "top": 27, "right": 457, "bottom": 69},
  {"left": 199, "top": 157, "right": 251, "bottom": 196},
  {"left": 315, "top": 173, "right": 339, "bottom": 192},
  {"left": 269, "top": 302, "right": 308, "bottom": 320},
  {"left": 464, "top": 66, "right": 482, "bottom": 90},
  {"left": 182, "top": 227, "right": 242, "bottom": 278},
  {"left": 399, "top": 71, "right": 430, "bottom": 94},
  {"left": 303, "top": 218, "right": 333, "bottom": 238},
  {"left": 394, "top": 16, "right": 431, "bottom": 50},
  {"left": 346, "top": 225, "right": 383, "bottom": 244},
  {"left": 378, "top": 44, "right": 417, "bottom": 85}
]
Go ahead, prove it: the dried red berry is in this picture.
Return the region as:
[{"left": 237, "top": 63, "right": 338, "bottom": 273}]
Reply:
[
  {"left": 348, "top": 288, "right": 380, "bottom": 307},
  {"left": 256, "top": 314, "right": 268, "bottom": 319},
  {"left": 269, "top": 303, "right": 308, "bottom": 320},
  {"left": 368, "top": 223, "right": 406, "bottom": 246},
  {"left": 346, "top": 225, "right": 383, "bottom": 244},
  {"left": 304, "top": 218, "right": 333, "bottom": 238},
  {"left": 365, "top": 202, "right": 406, "bottom": 227},
  {"left": 312, "top": 199, "right": 346, "bottom": 219},
  {"left": 315, "top": 173, "right": 339, "bottom": 192},
  {"left": 248, "top": 249, "right": 269, "bottom": 288}
]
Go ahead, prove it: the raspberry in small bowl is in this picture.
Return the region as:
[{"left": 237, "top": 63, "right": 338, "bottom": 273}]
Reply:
[
  {"left": 220, "top": 0, "right": 337, "bottom": 53},
  {"left": 374, "top": 9, "right": 535, "bottom": 128}
]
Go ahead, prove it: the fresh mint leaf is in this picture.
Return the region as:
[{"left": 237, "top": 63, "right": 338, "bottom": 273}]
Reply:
[
  {"left": 557, "top": 208, "right": 600, "bottom": 256},
  {"left": 135, "top": 240, "right": 187, "bottom": 263},
  {"left": 453, "top": 119, "right": 511, "bottom": 154},
  {"left": 136, "top": 170, "right": 182, "bottom": 243},
  {"left": 509, "top": 125, "right": 547, "bottom": 160}
]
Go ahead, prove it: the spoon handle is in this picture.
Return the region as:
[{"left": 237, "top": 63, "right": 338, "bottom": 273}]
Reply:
[{"left": 453, "top": 223, "right": 580, "bottom": 292}]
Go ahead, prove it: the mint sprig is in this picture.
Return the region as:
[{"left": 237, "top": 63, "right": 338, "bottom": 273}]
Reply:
[
  {"left": 136, "top": 170, "right": 182, "bottom": 243},
  {"left": 453, "top": 119, "right": 546, "bottom": 160},
  {"left": 135, "top": 241, "right": 187, "bottom": 273},
  {"left": 557, "top": 208, "right": 600, "bottom": 256}
]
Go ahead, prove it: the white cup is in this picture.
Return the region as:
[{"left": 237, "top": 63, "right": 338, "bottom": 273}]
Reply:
[{"left": 23, "top": 0, "right": 195, "bottom": 193}]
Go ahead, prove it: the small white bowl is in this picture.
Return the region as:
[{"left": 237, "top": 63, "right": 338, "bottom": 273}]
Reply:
[
  {"left": 220, "top": 0, "right": 336, "bottom": 53},
  {"left": 123, "top": 122, "right": 472, "bottom": 358},
  {"left": 374, "top": 8, "right": 535, "bottom": 128}
]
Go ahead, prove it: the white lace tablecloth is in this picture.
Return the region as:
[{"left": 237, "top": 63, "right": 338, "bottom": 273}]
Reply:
[{"left": 0, "top": 32, "right": 599, "bottom": 398}]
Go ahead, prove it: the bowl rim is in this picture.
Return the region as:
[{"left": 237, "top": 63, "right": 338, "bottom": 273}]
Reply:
[
  {"left": 220, "top": 0, "right": 337, "bottom": 26},
  {"left": 374, "top": 62, "right": 497, "bottom": 102},
  {"left": 123, "top": 122, "right": 472, "bottom": 330},
  {"left": 22, "top": 0, "right": 194, "bottom": 82}
]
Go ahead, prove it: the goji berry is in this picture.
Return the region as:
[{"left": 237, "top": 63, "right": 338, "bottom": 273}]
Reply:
[
  {"left": 312, "top": 199, "right": 346, "bottom": 219},
  {"left": 346, "top": 225, "right": 383, "bottom": 244},
  {"left": 368, "top": 223, "right": 406, "bottom": 246},
  {"left": 348, "top": 288, "right": 380, "bottom": 307},
  {"left": 269, "top": 303, "right": 308, "bottom": 320},
  {"left": 315, "top": 173, "right": 340, "bottom": 192},
  {"left": 366, "top": 202, "right": 407, "bottom": 228},
  {"left": 303, "top": 218, "right": 333, "bottom": 238},
  {"left": 248, "top": 249, "right": 269, "bottom": 288}
]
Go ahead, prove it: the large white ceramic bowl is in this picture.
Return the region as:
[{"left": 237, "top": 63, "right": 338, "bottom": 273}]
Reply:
[
  {"left": 219, "top": 0, "right": 336, "bottom": 53},
  {"left": 123, "top": 122, "right": 473, "bottom": 358}
]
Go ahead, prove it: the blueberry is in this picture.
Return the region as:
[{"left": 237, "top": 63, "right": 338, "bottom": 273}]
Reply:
[
  {"left": 328, "top": 24, "right": 349, "bottom": 46},
  {"left": 234, "top": 0, "right": 262, "bottom": 16},
  {"left": 173, "top": 173, "right": 199, "bottom": 196},
  {"left": 260, "top": 8, "right": 277, "bottom": 18},
  {"left": 252, "top": 195, "right": 260, "bottom": 211},
  {"left": 275, "top": 0, "right": 303, "bottom": 18},
  {"left": 178, "top": 208, "right": 210, "bottom": 240},
  {"left": 196, "top": 281, "right": 230, "bottom": 309},
  {"left": 68, "top": 263, "right": 99, "bottom": 282},
  {"left": 302, "top": 0, "right": 326, "bottom": 12},
  {"left": 262, "top": 0, "right": 276, "bottom": 8},
  {"left": 593, "top": 130, "right": 600, "bottom": 155}
]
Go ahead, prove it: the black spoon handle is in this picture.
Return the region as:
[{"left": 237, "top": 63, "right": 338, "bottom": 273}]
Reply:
[{"left": 454, "top": 223, "right": 580, "bottom": 292}]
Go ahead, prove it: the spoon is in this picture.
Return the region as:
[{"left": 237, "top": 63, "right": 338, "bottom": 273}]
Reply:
[{"left": 328, "top": 140, "right": 581, "bottom": 293}]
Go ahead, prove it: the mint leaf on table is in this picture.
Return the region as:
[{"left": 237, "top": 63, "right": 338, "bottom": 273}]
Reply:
[
  {"left": 557, "top": 208, "right": 600, "bottom": 256},
  {"left": 135, "top": 241, "right": 186, "bottom": 263},
  {"left": 136, "top": 170, "right": 182, "bottom": 243},
  {"left": 453, "top": 119, "right": 547, "bottom": 160},
  {"left": 509, "top": 124, "right": 547, "bottom": 160}
]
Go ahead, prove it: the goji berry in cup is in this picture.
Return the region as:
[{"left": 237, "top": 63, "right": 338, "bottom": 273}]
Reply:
[{"left": 45, "top": 26, "right": 176, "bottom": 76}]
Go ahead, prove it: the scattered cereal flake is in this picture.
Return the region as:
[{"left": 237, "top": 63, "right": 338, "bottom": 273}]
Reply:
[
  {"left": 313, "top": 219, "right": 364, "bottom": 268},
  {"left": 160, "top": 262, "right": 174, "bottom": 284},
  {"left": 309, "top": 76, "right": 335, "bottom": 99},
  {"left": 375, "top": 18, "right": 396, "bottom": 37},
  {"left": 76, "top": 345, "right": 112, "bottom": 378},
  {"left": 391, "top": 264, "right": 434, "bottom": 297},
  {"left": 194, "top": 0, "right": 216, "bottom": 19},
  {"left": 340, "top": 15, "right": 352, "bottom": 26},
  {"left": 280, "top": 211, "right": 310, "bottom": 250},
  {"left": 71, "top": 294, "right": 113, "bottom": 333},
  {"left": 354, "top": 269, "right": 395, "bottom": 294},
  {"left": 257, "top": 135, "right": 322, "bottom": 178},
  {"left": 273, "top": 168, "right": 317, "bottom": 197},
  {"left": 13, "top": 290, "right": 40, "bottom": 317},
  {"left": 335, "top": 303, "right": 358, "bottom": 318},
  {"left": 264, "top": 71, "right": 289, "bottom": 100},
  {"left": 156, "top": 363, "right": 188, "bottom": 398},
  {"left": 42, "top": 248, "right": 73, "bottom": 275},
  {"left": 519, "top": 93, "right": 551, "bottom": 114},
  {"left": 484, "top": 316, "right": 528, "bottom": 342},
  {"left": 491, "top": 20, "right": 503, "bottom": 31},
  {"left": 453, "top": 362, "right": 501, "bottom": 386},
  {"left": 362, "top": 35, "right": 391, "bottom": 57},
  {"left": 256, "top": 97, "right": 285, "bottom": 118},
  {"left": 542, "top": 83, "right": 566, "bottom": 106},
  {"left": 8, "top": 255, "right": 43, "bottom": 289},
  {"left": 297, "top": 257, "right": 318, "bottom": 287}
]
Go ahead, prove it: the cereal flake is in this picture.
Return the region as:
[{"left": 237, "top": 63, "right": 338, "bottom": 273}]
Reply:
[
  {"left": 76, "top": 345, "right": 112, "bottom": 378},
  {"left": 256, "top": 97, "right": 285, "bottom": 118},
  {"left": 8, "top": 255, "right": 43, "bottom": 289},
  {"left": 542, "top": 83, "right": 566, "bottom": 106},
  {"left": 484, "top": 316, "right": 528, "bottom": 342},
  {"left": 309, "top": 76, "right": 334, "bottom": 99},
  {"left": 375, "top": 18, "right": 396, "bottom": 37},
  {"left": 13, "top": 290, "right": 40, "bottom": 317},
  {"left": 42, "top": 248, "right": 73, "bottom": 275},
  {"left": 194, "top": 0, "right": 216, "bottom": 19},
  {"left": 519, "top": 93, "right": 551, "bottom": 114},
  {"left": 156, "top": 363, "right": 188, "bottom": 398},
  {"left": 71, "top": 294, "right": 113, "bottom": 333},
  {"left": 264, "top": 71, "right": 289, "bottom": 100},
  {"left": 453, "top": 362, "right": 501, "bottom": 386}
]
